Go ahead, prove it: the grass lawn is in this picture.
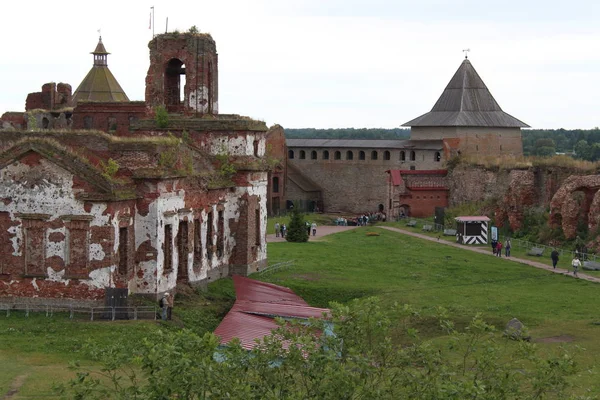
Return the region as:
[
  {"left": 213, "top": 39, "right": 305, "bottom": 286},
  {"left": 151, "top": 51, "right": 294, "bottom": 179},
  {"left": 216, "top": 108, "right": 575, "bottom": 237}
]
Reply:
[
  {"left": 0, "top": 282, "right": 236, "bottom": 399},
  {"left": 2, "top": 225, "right": 600, "bottom": 397},
  {"left": 264, "top": 226, "right": 600, "bottom": 395},
  {"left": 385, "top": 220, "right": 600, "bottom": 275}
]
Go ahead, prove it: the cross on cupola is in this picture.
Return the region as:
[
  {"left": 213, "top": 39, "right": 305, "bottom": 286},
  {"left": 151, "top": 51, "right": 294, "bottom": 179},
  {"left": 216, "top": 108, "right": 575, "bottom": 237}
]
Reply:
[{"left": 92, "top": 35, "right": 110, "bottom": 67}]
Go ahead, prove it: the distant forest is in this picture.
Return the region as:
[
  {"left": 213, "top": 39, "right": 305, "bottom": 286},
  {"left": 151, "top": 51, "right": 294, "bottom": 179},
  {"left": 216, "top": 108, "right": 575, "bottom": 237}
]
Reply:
[{"left": 286, "top": 128, "right": 600, "bottom": 161}]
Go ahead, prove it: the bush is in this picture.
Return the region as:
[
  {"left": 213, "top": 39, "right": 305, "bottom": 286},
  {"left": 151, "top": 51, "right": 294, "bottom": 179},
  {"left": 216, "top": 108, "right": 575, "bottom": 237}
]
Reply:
[{"left": 155, "top": 105, "right": 169, "bottom": 129}]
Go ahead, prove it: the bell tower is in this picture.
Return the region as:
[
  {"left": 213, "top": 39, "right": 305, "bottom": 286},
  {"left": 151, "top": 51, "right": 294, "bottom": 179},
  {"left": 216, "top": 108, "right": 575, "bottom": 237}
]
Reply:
[{"left": 145, "top": 32, "right": 218, "bottom": 115}]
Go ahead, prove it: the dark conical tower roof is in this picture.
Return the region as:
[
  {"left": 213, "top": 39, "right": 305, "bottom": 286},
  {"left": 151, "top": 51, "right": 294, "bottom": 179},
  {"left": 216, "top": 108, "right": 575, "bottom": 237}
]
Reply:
[
  {"left": 403, "top": 58, "right": 528, "bottom": 128},
  {"left": 72, "top": 36, "right": 129, "bottom": 103}
]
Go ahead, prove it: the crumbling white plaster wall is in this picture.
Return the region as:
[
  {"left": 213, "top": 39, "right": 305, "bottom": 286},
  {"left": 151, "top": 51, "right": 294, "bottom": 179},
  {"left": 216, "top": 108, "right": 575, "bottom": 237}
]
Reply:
[{"left": 0, "top": 158, "right": 117, "bottom": 291}]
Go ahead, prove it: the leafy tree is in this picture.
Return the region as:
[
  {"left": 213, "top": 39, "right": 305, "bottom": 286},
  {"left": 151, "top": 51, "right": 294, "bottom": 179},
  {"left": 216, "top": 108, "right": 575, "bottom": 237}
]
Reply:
[
  {"left": 285, "top": 204, "right": 309, "bottom": 242},
  {"left": 574, "top": 140, "right": 591, "bottom": 160},
  {"left": 56, "top": 297, "right": 584, "bottom": 399}
]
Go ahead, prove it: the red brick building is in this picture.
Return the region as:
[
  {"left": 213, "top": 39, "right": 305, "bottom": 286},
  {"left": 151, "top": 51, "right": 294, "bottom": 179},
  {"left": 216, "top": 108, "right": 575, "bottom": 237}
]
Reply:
[
  {"left": 0, "top": 33, "right": 272, "bottom": 305},
  {"left": 386, "top": 170, "right": 449, "bottom": 218}
]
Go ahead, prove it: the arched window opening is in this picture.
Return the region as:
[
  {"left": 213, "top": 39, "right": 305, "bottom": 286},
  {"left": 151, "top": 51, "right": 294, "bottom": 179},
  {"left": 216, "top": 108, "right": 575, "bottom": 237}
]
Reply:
[
  {"left": 346, "top": 151, "right": 354, "bottom": 160},
  {"left": 410, "top": 151, "right": 416, "bottom": 161},
  {"left": 288, "top": 150, "right": 294, "bottom": 159},
  {"left": 323, "top": 150, "right": 330, "bottom": 160},
  {"left": 384, "top": 151, "right": 390, "bottom": 160},
  {"left": 300, "top": 150, "right": 306, "bottom": 159},
  {"left": 42, "top": 117, "right": 49, "bottom": 129},
  {"left": 334, "top": 151, "right": 341, "bottom": 160},
  {"left": 371, "top": 151, "right": 378, "bottom": 160},
  {"left": 165, "top": 58, "right": 186, "bottom": 108},
  {"left": 273, "top": 177, "right": 279, "bottom": 193},
  {"left": 359, "top": 151, "right": 365, "bottom": 160},
  {"left": 435, "top": 151, "right": 441, "bottom": 162},
  {"left": 253, "top": 139, "right": 260, "bottom": 157},
  {"left": 400, "top": 151, "right": 406, "bottom": 161},
  {"left": 311, "top": 150, "right": 317, "bottom": 159}
]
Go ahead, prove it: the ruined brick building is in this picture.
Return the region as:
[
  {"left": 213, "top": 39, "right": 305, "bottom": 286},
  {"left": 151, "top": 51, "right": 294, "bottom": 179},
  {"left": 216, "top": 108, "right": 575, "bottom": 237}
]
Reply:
[
  {"left": 0, "top": 33, "right": 271, "bottom": 305},
  {"left": 276, "top": 57, "right": 528, "bottom": 218}
]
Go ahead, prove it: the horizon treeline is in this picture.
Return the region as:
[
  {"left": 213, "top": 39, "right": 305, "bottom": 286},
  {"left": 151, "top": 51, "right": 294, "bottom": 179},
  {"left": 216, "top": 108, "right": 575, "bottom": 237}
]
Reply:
[{"left": 286, "top": 127, "right": 600, "bottom": 161}]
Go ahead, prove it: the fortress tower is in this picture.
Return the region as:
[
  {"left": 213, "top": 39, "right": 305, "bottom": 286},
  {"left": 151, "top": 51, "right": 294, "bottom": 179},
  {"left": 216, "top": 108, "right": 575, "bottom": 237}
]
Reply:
[
  {"left": 145, "top": 33, "right": 218, "bottom": 115},
  {"left": 403, "top": 57, "right": 528, "bottom": 157}
]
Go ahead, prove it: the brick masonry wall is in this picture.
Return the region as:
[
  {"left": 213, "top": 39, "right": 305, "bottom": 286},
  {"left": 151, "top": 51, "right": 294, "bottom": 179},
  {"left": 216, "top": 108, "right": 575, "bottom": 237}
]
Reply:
[
  {"left": 71, "top": 102, "right": 146, "bottom": 135},
  {"left": 412, "top": 127, "right": 523, "bottom": 156},
  {"left": 145, "top": 33, "right": 219, "bottom": 115}
]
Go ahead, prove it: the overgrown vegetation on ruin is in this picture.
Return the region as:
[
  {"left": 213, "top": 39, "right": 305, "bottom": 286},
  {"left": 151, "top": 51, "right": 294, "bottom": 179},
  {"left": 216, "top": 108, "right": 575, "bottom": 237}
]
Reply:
[
  {"left": 450, "top": 153, "right": 600, "bottom": 172},
  {"left": 154, "top": 105, "right": 169, "bottom": 128}
]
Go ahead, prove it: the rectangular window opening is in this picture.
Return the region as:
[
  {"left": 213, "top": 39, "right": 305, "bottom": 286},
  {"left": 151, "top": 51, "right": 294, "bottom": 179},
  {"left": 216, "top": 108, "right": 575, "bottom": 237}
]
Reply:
[
  {"left": 206, "top": 212, "right": 213, "bottom": 260},
  {"left": 177, "top": 221, "right": 189, "bottom": 279},
  {"left": 118, "top": 227, "right": 128, "bottom": 276},
  {"left": 164, "top": 224, "right": 173, "bottom": 272},
  {"left": 217, "top": 210, "right": 224, "bottom": 258}
]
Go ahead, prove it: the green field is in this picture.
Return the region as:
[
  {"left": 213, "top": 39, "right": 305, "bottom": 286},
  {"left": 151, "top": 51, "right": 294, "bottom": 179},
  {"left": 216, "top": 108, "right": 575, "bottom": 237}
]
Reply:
[{"left": 2, "top": 226, "right": 600, "bottom": 397}]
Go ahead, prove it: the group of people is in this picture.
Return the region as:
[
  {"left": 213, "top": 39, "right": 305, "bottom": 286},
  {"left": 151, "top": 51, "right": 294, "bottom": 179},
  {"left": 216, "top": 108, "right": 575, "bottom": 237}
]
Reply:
[
  {"left": 306, "top": 221, "right": 318, "bottom": 236},
  {"left": 551, "top": 249, "right": 582, "bottom": 277},
  {"left": 274, "top": 221, "right": 317, "bottom": 237},
  {"left": 274, "top": 222, "right": 287, "bottom": 238},
  {"left": 491, "top": 238, "right": 511, "bottom": 257},
  {"left": 492, "top": 241, "right": 584, "bottom": 277}
]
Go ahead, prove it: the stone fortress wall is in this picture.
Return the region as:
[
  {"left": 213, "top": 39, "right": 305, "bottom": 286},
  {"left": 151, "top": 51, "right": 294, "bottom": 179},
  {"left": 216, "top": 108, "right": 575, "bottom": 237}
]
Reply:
[{"left": 286, "top": 143, "right": 443, "bottom": 213}]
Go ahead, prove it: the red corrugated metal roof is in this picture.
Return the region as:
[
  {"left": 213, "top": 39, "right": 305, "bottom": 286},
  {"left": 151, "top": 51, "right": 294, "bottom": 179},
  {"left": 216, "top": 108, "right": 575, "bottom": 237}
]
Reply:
[
  {"left": 214, "top": 276, "right": 330, "bottom": 350},
  {"left": 388, "top": 170, "right": 403, "bottom": 186},
  {"left": 234, "top": 275, "right": 309, "bottom": 305},
  {"left": 455, "top": 216, "right": 491, "bottom": 222}
]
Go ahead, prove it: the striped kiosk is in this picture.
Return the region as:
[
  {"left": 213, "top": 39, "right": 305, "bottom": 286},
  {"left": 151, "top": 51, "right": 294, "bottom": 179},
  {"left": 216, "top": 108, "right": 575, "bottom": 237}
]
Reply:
[{"left": 455, "top": 216, "right": 490, "bottom": 245}]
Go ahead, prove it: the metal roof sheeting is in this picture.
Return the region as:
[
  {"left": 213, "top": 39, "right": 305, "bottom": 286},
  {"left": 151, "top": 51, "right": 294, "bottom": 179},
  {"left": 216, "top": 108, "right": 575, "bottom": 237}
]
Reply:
[
  {"left": 403, "top": 59, "right": 529, "bottom": 128},
  {"left": 286, "top": 139, "right": 443, "bottom": 150},
  {"left": 214, "top": 276, "right": 330, "bottom": 350},
  {"left": 73, "top": 66, "right": 130, "bottom": 103},
  {"left": 455, "top": 216, "right": 491, "bottom": 222}
]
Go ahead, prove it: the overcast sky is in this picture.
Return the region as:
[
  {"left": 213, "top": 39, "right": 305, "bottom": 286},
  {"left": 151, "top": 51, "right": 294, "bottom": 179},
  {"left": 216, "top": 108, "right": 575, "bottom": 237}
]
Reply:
[{"left": 1, "top": 0, "right": 598, "bottom": 129}]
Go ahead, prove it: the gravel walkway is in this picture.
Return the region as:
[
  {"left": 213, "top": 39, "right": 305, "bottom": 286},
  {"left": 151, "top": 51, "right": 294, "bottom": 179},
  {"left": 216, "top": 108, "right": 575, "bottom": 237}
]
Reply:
[
  {"left": 380, "top": 226, "right": 600, "bottom": 284},
  {"left": 266, "top": 225, "right": 358, "bottom": 243}
]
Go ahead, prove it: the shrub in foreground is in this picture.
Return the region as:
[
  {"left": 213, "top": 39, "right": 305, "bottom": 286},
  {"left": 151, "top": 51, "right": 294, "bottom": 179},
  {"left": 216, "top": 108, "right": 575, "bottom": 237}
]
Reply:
[{"left": 56, "top": 297, "right": 584, "bottom": 399}]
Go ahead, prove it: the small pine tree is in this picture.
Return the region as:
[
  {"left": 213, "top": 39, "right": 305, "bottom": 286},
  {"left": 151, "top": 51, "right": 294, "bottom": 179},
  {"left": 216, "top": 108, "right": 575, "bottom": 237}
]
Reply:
[{"left": 286, "top": 205, "right": 309, "bottom": 243}]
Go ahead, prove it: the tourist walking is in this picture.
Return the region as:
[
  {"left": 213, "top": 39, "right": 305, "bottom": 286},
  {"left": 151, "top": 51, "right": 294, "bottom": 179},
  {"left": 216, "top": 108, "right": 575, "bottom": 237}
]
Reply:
[
  {"left": 505, "top": 238, "right": 511, "bottom": 257},
  {"left": 311, "top": 222, "right": 317, "bottom": 236},
  {"left": 491, "top": 239, "right": 497, "bottom": 255},
  {"left": 275, "top": 222, "right": 280, "bottom": 238},
  {"left": 161, "top": 292, "right": 173, "bottom": 321},
  {"left": 281, "top": 224, "right": 287, "bottom": 238},
  {"left": 496, "top": 241, "right": 503, "bottom": 257},
  {"left": 571, "top": 256, "right": 581, "bottom": 277},
  {"left": 551, "top": 249, "right": 559, "bottom": 269}
]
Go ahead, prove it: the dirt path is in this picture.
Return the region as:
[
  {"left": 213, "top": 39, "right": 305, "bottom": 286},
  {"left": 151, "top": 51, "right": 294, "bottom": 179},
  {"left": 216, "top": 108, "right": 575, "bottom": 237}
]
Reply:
[
  {"left": 380, "top": 226, "right": 600, "bottom": 284},
  {"left": 267, "top": 225, "right": 357, "bottom": 243},
  {"left": 2, "top": 374, "right": 28, "bottom": 400}
]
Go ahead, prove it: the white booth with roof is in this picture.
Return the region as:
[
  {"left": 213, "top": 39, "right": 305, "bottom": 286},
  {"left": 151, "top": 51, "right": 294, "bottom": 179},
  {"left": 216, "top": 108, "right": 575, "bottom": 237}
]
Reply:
[{"left": 455, "top": 216, "right": 490, "bottom": 245}]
